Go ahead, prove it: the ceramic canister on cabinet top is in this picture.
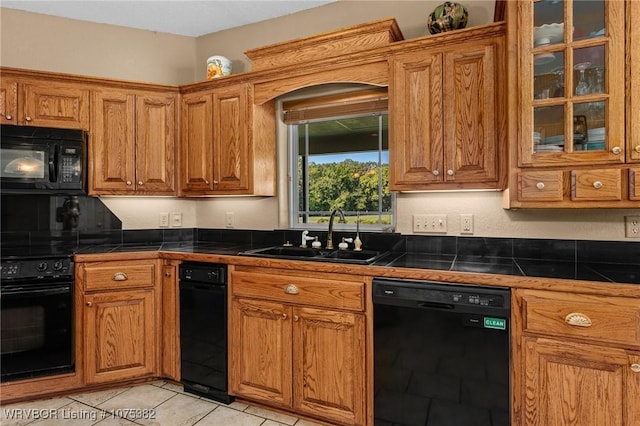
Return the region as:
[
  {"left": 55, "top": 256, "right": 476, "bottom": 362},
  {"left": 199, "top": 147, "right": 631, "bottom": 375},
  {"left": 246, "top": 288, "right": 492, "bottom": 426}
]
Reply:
[{"left": 207, "top": 55, "right": 232, "bottom": 79}]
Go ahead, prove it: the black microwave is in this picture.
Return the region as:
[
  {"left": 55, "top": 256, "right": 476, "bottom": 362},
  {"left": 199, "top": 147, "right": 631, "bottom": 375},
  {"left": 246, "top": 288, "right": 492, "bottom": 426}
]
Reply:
[{"left": 0, "top": 125, "right": 87, "bottom": 194}]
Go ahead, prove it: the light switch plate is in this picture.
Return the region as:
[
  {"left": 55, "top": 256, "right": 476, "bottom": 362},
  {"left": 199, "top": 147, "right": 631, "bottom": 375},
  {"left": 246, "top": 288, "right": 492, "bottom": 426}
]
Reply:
[
  {"left": 413, "top": 214, "right": 447, "bottom": 233},
  {"left": 171, "top": 212, "right": 182, "bottom": 227}
]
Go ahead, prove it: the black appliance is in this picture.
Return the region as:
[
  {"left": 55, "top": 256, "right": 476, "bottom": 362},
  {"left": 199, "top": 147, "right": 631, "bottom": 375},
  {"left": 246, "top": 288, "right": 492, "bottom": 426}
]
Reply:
[
  {"left": 0, "top": 256, "right": 75, "bottom": 382},
  {"left": 373, "top": 278, "right": 511, "bottom": 426},
  {"left": 0, "top": 124, "right": 87, "bottom": 194},
  {"left": 179, "top": 262, "right": 234, "bottom": 404}
]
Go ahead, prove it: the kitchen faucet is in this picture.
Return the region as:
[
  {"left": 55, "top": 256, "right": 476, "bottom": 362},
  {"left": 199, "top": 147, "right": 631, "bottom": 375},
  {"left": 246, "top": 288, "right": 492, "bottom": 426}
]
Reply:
[{"left": 326, "top": 208, "right": 345, "bottom": 249}]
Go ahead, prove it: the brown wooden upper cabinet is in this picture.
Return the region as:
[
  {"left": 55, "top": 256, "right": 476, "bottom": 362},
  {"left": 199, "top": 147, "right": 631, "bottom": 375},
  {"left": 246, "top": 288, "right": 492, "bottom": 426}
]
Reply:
[
  {"left": 90, "top": 90, "right": 177, "bottom": 195},
  {"left": 389, "top": 32, "right": 506, "bottom": 191},
  {"left": 179, "top": 82, "right": 276, "bottom": 196},
  {"left": 506, "top": 0, "right": 639, "bottom": 208},
  {"left": 0, "top": 76, "right": 89, "bottom": 129}
]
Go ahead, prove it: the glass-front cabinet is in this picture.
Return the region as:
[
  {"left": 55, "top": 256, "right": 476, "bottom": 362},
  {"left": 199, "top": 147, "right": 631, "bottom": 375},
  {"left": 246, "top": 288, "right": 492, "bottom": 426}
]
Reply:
[{"left": 519, "top": 0, "right": 625, "bottom": 166}]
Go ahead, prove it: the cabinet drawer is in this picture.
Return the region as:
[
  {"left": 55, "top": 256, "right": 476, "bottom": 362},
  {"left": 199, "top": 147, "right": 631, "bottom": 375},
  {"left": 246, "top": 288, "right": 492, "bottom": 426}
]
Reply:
[
  {"left": 630, "top": 167, "right": 640, "bottom": 200},
  {"left": 519, "top": 290, "right": 640, "bottom": 348},
  {"left": 518, "top": 170, "right": 563, "bottom": 201},
  {"left": 571, "top": 168, "right": 622, "bottom": 201},
  {"left": 81, "top": 260, "right": 157, "bottom": 291},
  {"left": 231, "top": 269, "right": 365, "bottom": 311}
]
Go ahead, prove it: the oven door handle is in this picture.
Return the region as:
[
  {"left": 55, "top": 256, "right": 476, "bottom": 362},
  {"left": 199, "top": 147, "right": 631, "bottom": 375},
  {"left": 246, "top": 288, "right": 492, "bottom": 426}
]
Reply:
[{"left": 0, "top": 285, "right": 71, "bottom": 298}]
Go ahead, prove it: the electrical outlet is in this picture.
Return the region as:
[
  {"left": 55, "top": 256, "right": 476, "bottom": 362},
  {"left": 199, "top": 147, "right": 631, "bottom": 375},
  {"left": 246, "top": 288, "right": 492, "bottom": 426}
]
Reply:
[
  {"left": 460, "top": 214, "right": 474, "bottom": 234},
  {"left": 171, "top": 212, "right": 182, "bottom": 227},
  {"left": 159, "top": 212, "right": 169, "bottom": 227},
  {"left": 625, "top": 215, "right": 640, "bottom": 238},
  {"left": 413, "top": 214, "right": 447, "bottom": 233},
  {"left": 225, "top": 212, "right": 235, "bottom": 228}
]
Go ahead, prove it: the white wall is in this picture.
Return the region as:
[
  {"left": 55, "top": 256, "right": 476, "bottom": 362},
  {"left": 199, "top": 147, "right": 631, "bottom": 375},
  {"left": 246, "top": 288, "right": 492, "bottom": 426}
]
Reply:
[{"left": 1, "top": 3, "right": 638, "bottom": 240}]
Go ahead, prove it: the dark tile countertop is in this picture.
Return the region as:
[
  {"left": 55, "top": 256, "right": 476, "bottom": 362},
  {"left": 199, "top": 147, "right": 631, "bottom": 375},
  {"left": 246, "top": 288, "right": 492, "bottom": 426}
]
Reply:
[
  {"left": 67, "top": 241, "right": 640, "bottom": 285},
  {"left": 2, "top": 231, "right": 638, "bottom": 285}
]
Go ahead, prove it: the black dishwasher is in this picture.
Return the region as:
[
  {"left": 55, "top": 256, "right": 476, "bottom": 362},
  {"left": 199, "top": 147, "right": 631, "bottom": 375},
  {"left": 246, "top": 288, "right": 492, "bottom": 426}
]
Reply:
[
  {"left": 373, "top": 278, "right": 510, "bottom": 426},
  {"left": 179, "top": 262, "right": 234, "bottom": 404}
]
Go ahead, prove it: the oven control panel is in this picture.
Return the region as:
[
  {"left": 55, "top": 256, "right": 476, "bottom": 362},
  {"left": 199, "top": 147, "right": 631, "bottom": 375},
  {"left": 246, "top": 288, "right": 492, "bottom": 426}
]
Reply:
[{"left": 1, "top": 258, "right": 73, "bottom": 280}]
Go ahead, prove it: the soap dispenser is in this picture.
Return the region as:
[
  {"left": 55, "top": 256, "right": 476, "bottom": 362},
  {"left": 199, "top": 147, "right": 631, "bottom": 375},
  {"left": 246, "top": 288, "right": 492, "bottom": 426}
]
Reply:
[{"left": 311, "top": 236, "right": 322, "bottom": 249}]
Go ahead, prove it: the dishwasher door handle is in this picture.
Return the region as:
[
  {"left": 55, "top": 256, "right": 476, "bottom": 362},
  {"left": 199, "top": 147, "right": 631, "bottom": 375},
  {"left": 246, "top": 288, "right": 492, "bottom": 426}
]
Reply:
[{"left": 418, "top": 301, "right": 455, "bottom": 310}]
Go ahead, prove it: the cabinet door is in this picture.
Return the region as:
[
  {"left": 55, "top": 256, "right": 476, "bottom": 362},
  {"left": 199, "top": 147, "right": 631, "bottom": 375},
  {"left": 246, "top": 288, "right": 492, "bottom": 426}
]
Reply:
[
  {"left": 292, "top": 306, "right": 366, "bottom": 426},
  {"left": 629, "top": 0, "right": 640, "bottom": 163},
  {"left": 84, "top": 289, "right": 156, "bottom": 384},
  {"left": 22, "top": 81, "right": 89, "bottom": 129},
  {"left": 519, "top": 0, "right": 625, "bottom": 166},
  {"left": 229, "top": 298, "right": 292, "bottom": 407},
  {"left": 180, "top": 92, "right": 214, "bottom": 193},
  {"left": 443, "top": 39, "right": 501, "bottom": 184},
  {"left": 91, "top": 91, "right": 136, "bottom": 193},
  {"left": 523, "top": 337, "right": 640, "bottom": 426},
  {"left": 0, "top": 78, "right": 18, "bottom": 125},
  {"left": 135, "top": 94, "right": 176, "bottom": 193},
  {"left": 389, "top": 51, "right": 443, "bottom": 188},
  {"left": 213, "top": 84, "right": 250, "bottom": 192}
]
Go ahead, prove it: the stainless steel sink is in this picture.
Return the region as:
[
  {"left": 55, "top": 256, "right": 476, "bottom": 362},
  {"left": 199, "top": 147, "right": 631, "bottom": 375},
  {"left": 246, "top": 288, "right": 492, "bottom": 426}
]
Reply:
[{"left": 239, "top": 246, "right": 386, "bottom": 265}]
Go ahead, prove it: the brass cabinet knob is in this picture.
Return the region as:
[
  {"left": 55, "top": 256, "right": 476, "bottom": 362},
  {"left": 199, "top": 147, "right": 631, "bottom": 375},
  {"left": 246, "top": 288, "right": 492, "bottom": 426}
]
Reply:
[
  {"left": 25, "top": 116, "right": 32, "bottom": 121},
  {"left": 86, "top": 301, "right": 93, "bottom": 307},
  {"left": 631, "top": 364, "right": 640, "bottom": 373},
  {"left": 126, "top": 181, "right": 132, "bottom": 186},
  {"left": 593, "top": 181, "right": 603, "bottom": 189},
  {"left": 564, "top": 312, "right": 592, "bottom": 327},
  {"left": 112, "top": 272, "right": 128, "bottom": 281},
  {"left": 5, "top": 115, "right": 12, "bottom": 120},
  {"left": 138, "top": 181, "right": 143, "bottom": 186},
  {"left": 205, "top": 180, "right": 210, "bottom": 184},
  {"left": 447, "top": 169, "right": 454, "bottom": 176},
  {"left": 433, "top": 170, "right": 440, "bottom": 176},
  {"left": 285, "top": 284, "right": 299, "bottom": 295},
  {"left": 635, "top": 145, "right": 640, "bottom": 153},
  {"left": 293, "top": 315, "right": 299, "bottom": 321},
  {"left": 536, "top": 182, "right": 545, "bottom": 190},
  {"left": 611, "top": 146, "right": 622, "bottom": 155},
  {"left": 281, "top": 313, "right": 287, "bottom": 320}
]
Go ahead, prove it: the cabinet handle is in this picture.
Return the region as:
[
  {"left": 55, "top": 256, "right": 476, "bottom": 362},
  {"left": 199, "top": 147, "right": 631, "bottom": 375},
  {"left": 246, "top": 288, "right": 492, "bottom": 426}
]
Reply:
[
  {"left": 5, "top": 114, "right": 12, "bottom": 120},
  {"left": 281, "top": 313, "right": 288, "bottom": 320},
  {"left": 126, "top": 181, "right": 132, "bottom": 186},
  {"left": 138, "top": 181, "right": 143, "bottom": 186},
  {"left": 447, "top": 169, "right": 454, "bottom": 176},
  {"left": 205, "top": 180, "right": 210, "bottom": 184},
  {"left": 25, "top": 116, "right": 32, "bottom": 122},
  {"left": 112, "top": 272, "right": 128, "bottom": 281},
  {"left": 164, "top": 271, "right": 171, "bottom": 277},
  {"left": 536, "top": 182, "right": 545, "bottom": 190},
  {"left": 284, "top": 284, "right": 299, "bottom": 295},
  {"left": 631, "top": 364, "right": 640, "bottom": 373},
  {"left": 433, "top": 170, "right": 440, "bottom": 176},
  {"left": 592, "top": 181, "right": 603, "bottom": 189},
  {"left": 564, "top": 312, "right": 592, "bottom": 327},
  {"left": 611, "top": 146, "right": 621, "bottom": 155},
  {"left": 86, "top": 301, "right": 93, "bottom": 307},
  {"left": 293, "top": 315, "right": 299, "bottom": 321},
  {"left": 634, "top": 145, "right": 640, "bottom": 153}
]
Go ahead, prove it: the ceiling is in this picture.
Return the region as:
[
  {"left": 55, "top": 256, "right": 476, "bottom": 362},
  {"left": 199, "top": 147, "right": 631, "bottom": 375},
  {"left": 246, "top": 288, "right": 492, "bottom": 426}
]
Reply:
[{"left": 1, "top": 0, "right": 338, "bottom": 37}]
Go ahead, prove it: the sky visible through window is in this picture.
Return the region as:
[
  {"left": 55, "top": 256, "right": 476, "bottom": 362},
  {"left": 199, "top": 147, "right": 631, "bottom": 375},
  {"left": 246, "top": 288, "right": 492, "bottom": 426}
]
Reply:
[{"left": 310, "top": 151, "right": 389, "bottom": 164}]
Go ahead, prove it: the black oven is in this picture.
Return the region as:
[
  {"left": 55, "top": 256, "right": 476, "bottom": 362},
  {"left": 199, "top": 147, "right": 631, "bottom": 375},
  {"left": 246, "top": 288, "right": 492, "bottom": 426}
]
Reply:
[
  {"left": 0, "top": 256, "right": 75, "bottom": 382},
  {"left": 0, "top": 124, "right": 87, "bottom": 195}
]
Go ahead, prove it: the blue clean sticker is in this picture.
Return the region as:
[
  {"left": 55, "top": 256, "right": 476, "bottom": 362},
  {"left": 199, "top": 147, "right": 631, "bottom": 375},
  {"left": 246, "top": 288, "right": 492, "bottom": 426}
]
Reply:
[{"left": 484, "top": 317, "right": 506, "bottom": 330}]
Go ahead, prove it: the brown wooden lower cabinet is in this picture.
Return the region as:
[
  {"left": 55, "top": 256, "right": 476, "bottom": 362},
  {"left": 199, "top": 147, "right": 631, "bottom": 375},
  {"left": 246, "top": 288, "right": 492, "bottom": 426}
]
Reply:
[
  {"left": 513, "top": 289, "right": 640, "bottom": 426},
  {"left": 77, "top": 258, "right": 161, "bottom": 385},
  {"left": 229, "top": 267, "right": 367, "bottom": 426}
]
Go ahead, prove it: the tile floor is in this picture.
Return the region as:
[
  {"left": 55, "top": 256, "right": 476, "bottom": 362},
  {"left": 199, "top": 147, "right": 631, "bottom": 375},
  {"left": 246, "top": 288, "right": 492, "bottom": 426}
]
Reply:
[{"left": 0, "top": 381, "right": 324, "bottom": 426}]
